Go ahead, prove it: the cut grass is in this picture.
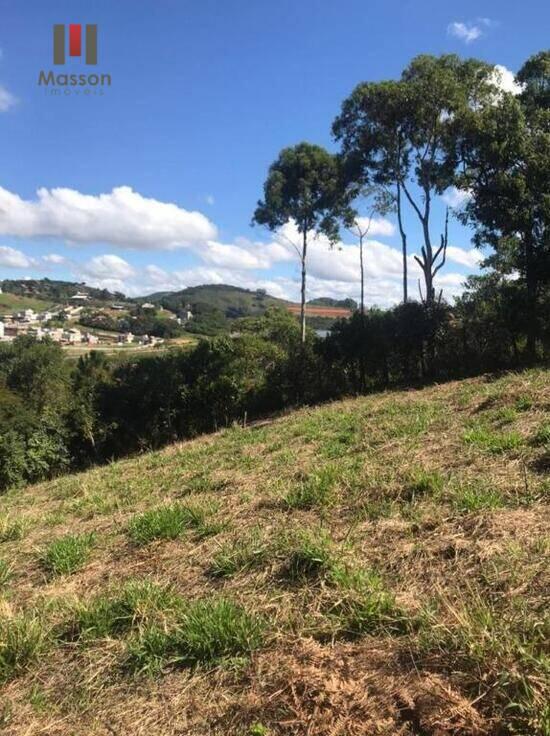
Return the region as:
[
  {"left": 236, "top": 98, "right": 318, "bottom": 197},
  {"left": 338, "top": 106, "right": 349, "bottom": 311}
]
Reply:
[
  {"left": 40, "top": 532, "right": 95, "bottom": 576},
  {"left": 126, "top": 598, "right": 264, "bottom": 674},
  {"left": 127, "top": 501, "right": 219, "bottom": 545}
]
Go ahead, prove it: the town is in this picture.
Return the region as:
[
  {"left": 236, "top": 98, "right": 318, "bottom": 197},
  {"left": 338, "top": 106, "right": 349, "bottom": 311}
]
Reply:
[{"left": 0, "top": 290, "right": 166, "bottom": 349}]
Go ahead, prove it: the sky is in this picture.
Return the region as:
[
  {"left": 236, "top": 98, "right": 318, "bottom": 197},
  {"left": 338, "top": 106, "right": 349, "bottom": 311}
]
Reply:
[{"left": 0, "top": 0, "right": 548, "bottom": 305}]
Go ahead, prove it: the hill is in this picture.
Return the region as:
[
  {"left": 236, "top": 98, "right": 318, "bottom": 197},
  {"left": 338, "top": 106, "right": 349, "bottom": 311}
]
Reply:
[
  {"left": 139, "top": 284, "right": 289, "bottom": 318},
  {"left": 0, "top": 369, "right": 548, "bottom": 735},
  {"left": 0, "top": 292, "right": 56, "bottom": 314},
  {"left": 0, "top": 279, "right": 128, "bottom": 305}
]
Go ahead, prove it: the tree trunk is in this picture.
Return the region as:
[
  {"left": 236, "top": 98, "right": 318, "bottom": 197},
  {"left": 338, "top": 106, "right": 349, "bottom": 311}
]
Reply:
[
  {"left": 396, "top": 182, "right": 408, "bottom": 303},
  {"left": 525, "top": 236, "right": 538, "bottom": 364},
  {"left": 359, "top": 232, "right": 365, "bottom": 315},
  {"left": 300, "top": 230, "right": 308, "bottom": 344}
]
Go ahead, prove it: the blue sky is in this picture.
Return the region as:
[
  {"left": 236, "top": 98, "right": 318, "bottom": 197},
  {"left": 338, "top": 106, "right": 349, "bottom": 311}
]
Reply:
[{"left": 0, "top": 0, "right": 547, "bottom": 304}]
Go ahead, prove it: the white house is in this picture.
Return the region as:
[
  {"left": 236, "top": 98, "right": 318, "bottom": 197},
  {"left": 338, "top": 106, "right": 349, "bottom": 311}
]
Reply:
[
  {"left": 85, "top": 333, "right": 99, "bottom": 345},
  {"left": 70, "top": 292, "right": 89, "bottom": 301},
  {"left": 0, "top": 321, "right": 4, "bottom": 339},
  {"left": 117, "top": 332, "right": 134, "bottom": 344},
  {"left": 63, "top": 328, "right": 82, "bottom": 344}
]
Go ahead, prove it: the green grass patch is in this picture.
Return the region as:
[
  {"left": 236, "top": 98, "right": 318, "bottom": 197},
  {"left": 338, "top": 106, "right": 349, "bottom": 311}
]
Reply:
[
  {"left": 282, "top": 465, "right": 339, "bottom": 510},
  {"left": 532, "top": 423, "right": 550, "bottom": 447},
  {"left": 127, "top": 502, "right": 219, "bottom": 545},
  {"left": 463, "top": 425, "right": 523, "bottom": 454},
  {"left": 126, "top": 598, "right": 263, "bottom": 674},
  {"left": 451, "top": 482, "right": 504, "bottom": 513},
  {"left": 40, "top": 532, "right": 95, "bottom": 576},
  {"left": 0, "top": 615, "right": 48, "bottom": 683},
  {"left": 0, "top": 515, "right": 24, "bottom": 543},
  {"left": 277, "top": 528, "right": 335, "bottom": 582},
  {"left": 210, "top": 530, "right": 268, "bottom": 578},
  {"left": 0, "top": 559, "right": 12, "bottom": 588},
  {"left": 67, "top": 580, "right": 182, "bottom": 640},
  {"left": 402, "top": 468, "right": 444, "bottom": 502}
]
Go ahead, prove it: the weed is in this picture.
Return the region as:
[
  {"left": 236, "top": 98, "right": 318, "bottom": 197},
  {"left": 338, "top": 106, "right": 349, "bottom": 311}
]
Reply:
[{"left": 0, "top": 559, "right": 12, "bottom": 588}]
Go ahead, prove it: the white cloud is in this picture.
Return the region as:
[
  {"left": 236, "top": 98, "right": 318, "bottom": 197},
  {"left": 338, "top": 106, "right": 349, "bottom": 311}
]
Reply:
[
  {"left": 446, "top": 246, "right": 482, "bottom": 269},
  {"left": 82, "top": 254, "right": 136, "bottom": 280},
  {"left": 442, "top": 186, "right": 472, "bottom": 209},
  {"left": 490, "top": 64, "right": 523, "bottom": 96},
  {"left": 350, "top": 216, "right": 395, "bottom": 238},
  {"left": 0, "top": 84, "right": 17, "bottom": 112},
  {"left": 42, "top": 253, "right": 66, "bottom": 264},
  {"left": 0, "top": 245, "right": 35, "bottom": 268},
  {"left": 0, "top": 186, "right": 217, "bottom": 250},
  {"left": 447, "top": 21, "right": 484, "bottom": 44}
]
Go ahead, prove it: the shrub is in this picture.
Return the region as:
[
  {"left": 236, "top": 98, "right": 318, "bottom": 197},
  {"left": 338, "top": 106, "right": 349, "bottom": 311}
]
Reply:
[{"left": 40, "top": 532, "right": 95, "bottom": 576}]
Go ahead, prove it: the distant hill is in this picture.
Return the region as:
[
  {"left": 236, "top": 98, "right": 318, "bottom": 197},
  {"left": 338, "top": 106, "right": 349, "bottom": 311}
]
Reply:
[
  {"left": 139, "top": 284, "right": 289, "bottom": 319},
  {"left": 308, "top": 297, "right": 357, "bottom": 309},
  {"left": 0, "top": 278, "right": 128, "bottom": 305}
]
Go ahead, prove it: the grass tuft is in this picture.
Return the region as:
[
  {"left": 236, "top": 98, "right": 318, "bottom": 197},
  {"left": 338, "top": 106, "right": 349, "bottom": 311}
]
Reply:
[
  {"left": 210, "top": 530, "right": 268, "bottom": 578},
  {"left": 0, "top": 615, "right": 48, "bottom": 683},
  {"left": 127, "top": 502, "right": 218, "bottom": 545},
  {"left": 0, "top": 559, "right": 13, "bottom": 588},
  {"left": 126, "top": 598, "right": 263, "bottom": 674},
  {"left": 402, "top": 468, "right": 444, "bottom": 502},
  {"left": 451, "top": 482, "right": 504, "bottom": 513},
  {"left": 0, "top": 515, "right": 24, "bottom": 543},
  {"left": 277, "top": 528, "right": 334, "bottom": 582},
  {"left": 463, "top": 425, "right": 523, "bottom": 454},
  {"left": 282, "top": 466, "right": 339, "bottom": 510},
  {"left": 40, "top": 532, "right": 95, "bottom": 576}
]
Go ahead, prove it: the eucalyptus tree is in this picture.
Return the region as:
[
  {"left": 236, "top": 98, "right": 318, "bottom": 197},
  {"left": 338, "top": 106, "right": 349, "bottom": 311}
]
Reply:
[
  {"left": 457, "top": 50, "right": 550, "bottom": 360},
  {"left": 333, "top": 54, "right": 495, "bottom": 307},
  {"left": 253, "top": 142, "right": 353, "bottom": 342}
]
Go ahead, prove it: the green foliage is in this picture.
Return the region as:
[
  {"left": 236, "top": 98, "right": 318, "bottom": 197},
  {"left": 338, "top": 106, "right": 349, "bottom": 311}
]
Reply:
[
  {"left": 402, "top": 468, "right": 444, "bottom": 501},
  {"left": 0, "top": 559, "right": 12, "bottom": 588},
  {"left": 277, "top": 528, "right": 334, "bottom": 582},
  {"left": 463, "top": 426, "right": 523, "bottom": 454},
  {"left": 0, "top": 615, "right": 48, "bottom": 683},
  {"left": 126, "top": 599, "right": 263, "bottom": 673},
  {"left": 127, "top": 502, "right": 216, "bottom": 545},
  {"left": 40, "top": 532, "right": 95, "bottom": 576},
  {"left": 210, "top": 530, "right": 268, "bottom": 578},
  {"left": 451, "top": 482, "right": 504, "bottom": 513}
]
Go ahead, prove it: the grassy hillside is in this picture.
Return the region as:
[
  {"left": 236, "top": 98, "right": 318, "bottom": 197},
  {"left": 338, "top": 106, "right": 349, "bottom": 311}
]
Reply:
[
  {"left": 140, "top": 284, "right": 289, "bottom": 317},
  {"left": 0, "top": 279, "right": 128, "bottom": 305},
  {"left": 0, "top": 369, "right": 548, "bottom": 735},
  {"left": 0, "top": 292, "right": 56, "bottom": 314}
]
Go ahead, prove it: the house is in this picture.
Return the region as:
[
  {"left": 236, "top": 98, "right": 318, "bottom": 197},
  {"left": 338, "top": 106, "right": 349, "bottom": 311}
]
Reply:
[
  {"left": 46, "top": 328, "right": 64, "bottom": 342},
  {"left": 141, "top": 302, "right": 156, "bottom": 310},
  {"left": 70, "top": 292, "right": 89, "bottom": 302},
  {"left": 111, "top": 304, "right": 126, "bottom": 311},
  {"left": 15, "top": 309, "right": 36, "bottom": 323},
  {"left": 38, "top": 311, "right": 54, "bottom": 322},
  {"left": 117, "top": 332, "right": 134, "bottom": 344},
  {"left": 63, "top": 328, "right": 82, "bottom": 344},
  {"left": 28, "top": 327, "right": 44, "bottom": 340},
  {"left": 85, "top": 333, "right": 99, "bottom": 345}
]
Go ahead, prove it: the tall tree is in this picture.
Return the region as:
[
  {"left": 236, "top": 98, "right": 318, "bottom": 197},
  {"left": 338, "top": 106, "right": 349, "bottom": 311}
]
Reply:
[
  {"left": 457, "top": 51, "right": 550, "bottom": 361},
  {"left": 253, "top": 143, "right": 351, "bottom": 342},
  {"left": 333, "top": 54, "right": 494, "bottom": 306}
]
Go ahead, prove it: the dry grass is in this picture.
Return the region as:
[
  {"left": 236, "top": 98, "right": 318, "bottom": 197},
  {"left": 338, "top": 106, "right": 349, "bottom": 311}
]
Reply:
[{"left": 0, "top": 368, "right": 549, "bottom": 735}]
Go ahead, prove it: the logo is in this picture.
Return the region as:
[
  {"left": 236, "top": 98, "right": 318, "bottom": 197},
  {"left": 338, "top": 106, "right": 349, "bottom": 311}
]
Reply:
[
  {"left": 38, "top": 23, "right": 112, "bottom": 95},
  {"left": 53, "top": 24, "right": 98, "bottom": 65}
]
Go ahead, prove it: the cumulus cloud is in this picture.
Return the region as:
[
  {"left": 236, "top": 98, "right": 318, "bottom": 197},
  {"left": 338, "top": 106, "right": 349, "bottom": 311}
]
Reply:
[
  {"left": 443, "top": 186, "right": 472, "bottom": 209},
  {"left": 350, "top": 216, "right": 396, "bottom": 238},
  {"left": 0, "top": 245, "right": 35, "bottom": 268},
  {"left": 447, "top": 21, "right": 484, "bottom": 44},
  {"left": 0, "top": 186, "right": 217, "bottom": 250},
  {"left": 0, "top": 84, "right": 17, "bottom": 112},
  {"left": 42, "top": 253, "right": 66, "bottom": 264},
  {"left": 490, "top": 64, "right": 523, "bottom": 96},
  {"left": 82, "top": 254, "right": 136, "bottom": 280},
  {"left": 446, "top": 246, "right": 482, "bottom": 269}
]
